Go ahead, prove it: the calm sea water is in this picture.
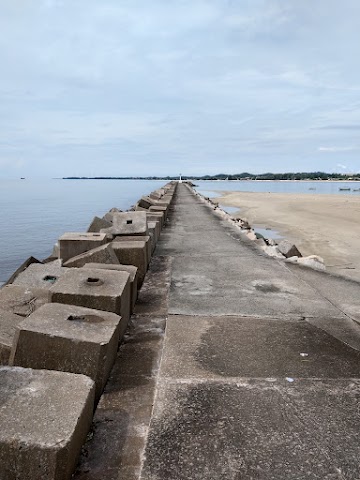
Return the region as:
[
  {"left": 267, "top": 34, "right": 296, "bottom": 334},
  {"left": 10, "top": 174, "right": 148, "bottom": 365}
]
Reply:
[
  {"left": 195, "top": 180, "right": 360, "bottom": 197},
  {"left": 0, "top": 179, "right": 166, "bottom": 284}
]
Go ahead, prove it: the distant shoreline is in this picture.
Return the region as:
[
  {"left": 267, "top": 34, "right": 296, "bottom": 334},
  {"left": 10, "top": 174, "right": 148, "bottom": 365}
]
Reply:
[{"left": 62, "top": 177, "right": 360, "bottom": 182}]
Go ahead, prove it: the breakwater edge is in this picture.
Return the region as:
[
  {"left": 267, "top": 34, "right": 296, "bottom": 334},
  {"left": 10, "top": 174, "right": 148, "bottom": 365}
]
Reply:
[{"left": 0, "top": 181, "right": 177, "bottom": 479}]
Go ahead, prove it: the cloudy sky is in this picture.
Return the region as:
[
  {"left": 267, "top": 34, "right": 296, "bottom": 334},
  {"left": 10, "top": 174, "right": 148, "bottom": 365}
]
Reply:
[{"left": 1, "top": 0, "right": 360, "bottom": 177}]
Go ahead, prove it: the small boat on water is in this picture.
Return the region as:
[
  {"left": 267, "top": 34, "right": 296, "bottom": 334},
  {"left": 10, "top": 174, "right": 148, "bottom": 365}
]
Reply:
[
  {"left": 352, "top": 188, "right": 360, "bottom": 192},
  {"left": 308, "top": 187, "right": 316, "bottom": 190},
  {"left": 339, "top": 187, "right": 351, "bottom": 191}
]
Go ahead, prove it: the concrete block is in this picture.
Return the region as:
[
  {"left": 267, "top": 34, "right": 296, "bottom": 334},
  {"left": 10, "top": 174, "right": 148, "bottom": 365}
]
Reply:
[
  {"left": 138, "top": 196, "right": 154, "bottom": 209},
  {"left": 149, "top": 191, "right": 163, "bottom": 200},
  {"left": 12, "top": 260, "right": 67, "bottom": 289},
  {"left": 146, "top": 211, "right": 164, "bottom": 228},
  {"left": 277, "top": 240, "right": 302, "bottom": 258},
  {"left": 111, "top": 240, "right": 148, "bottom": 286},
  {"left": 49, "top": 268, "right": 131, "bottom": 325},
  {"left": 0, "top": 309, "right": 24, "bottom": 365},
  {"left": 4, "top": 256, "right": 42, "bottom": 286},
  {"left": 113, "top": 235, "right": 151, "bottom": 267},
  {"left": 103, "top": 212, "right": 114, "bottom": 223},
  {"left": 59, "top": 232, "right": 108, "bottom": 262},
  {"left": 101, "top": 211, "right": 148, "bottom": 237},
  {"left": 83, "top": 263, "right": 138, "bottom": 312},
  {"left": 63, "top": 243, "right": 119, "bottom": 268},
  {"left": 0, "top": 285, "right": 50, "bottom": 317},
  {"left": 51, "top": 242, "right": 60, "bottom": 257},
  {"left": 149, "top": 205, "right": 168, "bottom": 216},
  {"left": 147, "top": 223, "right": 156, "bottom": 253},
  {"left": 10, "top": 303, "right": 122, "bottom": 401},
  {"left": 0, "top": 366, "right": 94, "bottom": 480},
  {"left": 87, "top": 216, "right": 112, "bottom": 233},
  {"left": 148, "top": 220, "right": 161, "bottom": 242}
]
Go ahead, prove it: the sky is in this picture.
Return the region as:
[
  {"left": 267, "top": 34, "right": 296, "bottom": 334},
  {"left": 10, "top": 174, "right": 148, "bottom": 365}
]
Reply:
[{"left": 1, "top": 0, "right": 360, "bottom": 178}]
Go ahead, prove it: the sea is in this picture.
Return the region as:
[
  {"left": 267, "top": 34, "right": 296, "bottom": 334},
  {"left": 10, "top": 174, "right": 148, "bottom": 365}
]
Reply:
[
  {"left": 1, "top": 178, "right": 359, "bottom": 285},
  {"left": 0, "top": 179, "right": 166, "bottom": 285}
]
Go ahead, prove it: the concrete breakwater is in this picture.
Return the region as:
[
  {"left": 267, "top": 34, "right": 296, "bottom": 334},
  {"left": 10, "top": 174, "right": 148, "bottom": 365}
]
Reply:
[{"left": 0, "top": 181, "right": 177, "bottom": 479}]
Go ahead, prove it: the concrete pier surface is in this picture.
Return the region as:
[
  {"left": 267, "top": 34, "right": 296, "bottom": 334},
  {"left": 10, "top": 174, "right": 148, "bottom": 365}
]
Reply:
[{"left": 76, "top": 183, "right": 360, "bottom": 479}]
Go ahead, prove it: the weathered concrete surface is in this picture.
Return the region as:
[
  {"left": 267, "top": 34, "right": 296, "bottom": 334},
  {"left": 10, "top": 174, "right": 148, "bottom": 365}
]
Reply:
[
  {"left": 146, "top": 211, "right": 164, "bottom": 228},
  {"left": 3, "top": 256, "right": 42, "bottom": 286},
  {"left": 59, "top": 233, "right": 108, "bottom": 262},
  {"left": 149, "top": 205, "right": 168, "bottom": 220},
  {"left": 63, "top": 243, "right": 119, "bottom": 268},
  {"left": 113, "top": 235, "right": 152, "bottom": 267},
  {"left": 0, "top": 285, "right": 50, "bottom": 317},
  {"left": 83, "top": 263, "right": 138, "bottom": 312},
  {"left": 49, "top": 267, "right": 131, "bottom": 324},
  {"left": 10, "top": 303, "right": 122, "bottom": 401},
  {"left": 0, "top": 367, "right": 94, "bottom": 480},
  {"left": 140, "top": 183, "right": 360, "bottom": 480},
  {"left": 111, "top": 240, "right": 148, "bottom": 286},
  {"left": 74, "top": 259, "right": 169, "bottom": 480},
  {"left": 74, "top": 183, "right": 360, "bottom": 479},
  {"left": 143, "top": 379, "right": 360, "bottom": 480},
  {"left": 101, "top": 211, "right": 148, "bottom": 237},
  {"left": 0, "top": 309, "right": 24, "bottom": 365},
  {"left": 11, "top": 260, "right": 67, "bottom": 288},
  {"left": 87, "top": 216, "right": 112, "bottom": 233}
]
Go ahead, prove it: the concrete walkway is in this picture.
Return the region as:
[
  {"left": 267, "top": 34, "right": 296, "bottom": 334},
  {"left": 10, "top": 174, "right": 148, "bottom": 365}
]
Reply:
[{"left": 142, "top": 184, "right": 360, "bottom": 479}]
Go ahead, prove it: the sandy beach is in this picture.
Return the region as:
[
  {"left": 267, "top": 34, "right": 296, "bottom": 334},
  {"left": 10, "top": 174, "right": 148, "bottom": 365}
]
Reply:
[{"left": 216, "top": 191, "right": 360, "bottom": 282}]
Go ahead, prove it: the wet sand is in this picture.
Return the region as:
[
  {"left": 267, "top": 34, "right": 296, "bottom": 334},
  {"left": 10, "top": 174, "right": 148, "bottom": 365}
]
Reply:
[{"left": 216, "top": 191, "right": 360, "bottom": 282}]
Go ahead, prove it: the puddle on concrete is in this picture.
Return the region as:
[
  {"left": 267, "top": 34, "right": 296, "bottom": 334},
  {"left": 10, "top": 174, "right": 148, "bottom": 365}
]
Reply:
[{"left": 254, "top": 226, "right": 283, "bottom": 240}]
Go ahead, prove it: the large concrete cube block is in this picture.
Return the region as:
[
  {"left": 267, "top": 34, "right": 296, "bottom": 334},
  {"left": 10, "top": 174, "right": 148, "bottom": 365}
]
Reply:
[
  {"left": 12, "top": 261, "right": 67, "bottom": 289},
  {"left": 111, "top": 240, "right": 148, "bottom": 286},
  {"left": 138, "top": 196, "right": 155, "bottom": 209},
  {"left": 0, "top": 309, "right": 24, "bottom": 365},
  {"left": 102, "top": 208, "right": 122, "bottom": 224},
  {"left": 63, "top": 243, "right": 119, "bottom": 268},
  {"left": 49, "top": 268, "right": 131, "bottom": 324},
  {"left": 4, "top": 256, "right": 42, "bottom": 286},
  {"left": 101, "top": 211, "right": 148, "bottom": 237},
  {"left": 148, "top": 220, "right": 161, "bottom": 242},
  {"left": 0, "top": 285, "right": 50, "bottom": 317},
  {"left": 146, "top": 211, "right": 165, "bottom": 228},
  {"left": 149, "top": 205, "right": 168, "bottom": 220},
  {"left": 83, "top": 263, "right": 138, "bottom": 312},
  {"left": 87, "top": 216, "right": 112, "bottom": 233},
  {"left": 147, "top": 222, "right": 158, "bottom": 254},
  {"left": 59, "top": 232, "right": 107, "bottom": 262},
  {"left": 10, "top": 303, "right": 122, "bottom": 401},
  {"left": 113, "top": 235, "right": 151, "bottom": 266},
  {"left": 149, "top": 190, "right": 163, "bottom": 200},
  {"left": 0, "top": 367, "right": 94, "bottom": 480}
]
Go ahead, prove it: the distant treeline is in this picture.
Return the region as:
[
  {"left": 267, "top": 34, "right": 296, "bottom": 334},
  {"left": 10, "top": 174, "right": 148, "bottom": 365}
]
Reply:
[{"left": 63, "top": 172, "right": 360, "bottom": 181}]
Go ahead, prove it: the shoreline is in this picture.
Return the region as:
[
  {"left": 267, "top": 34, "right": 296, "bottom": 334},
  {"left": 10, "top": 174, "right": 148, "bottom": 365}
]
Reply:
[{"left": 214, "top": 190, "right": 360, "bottom": 282}]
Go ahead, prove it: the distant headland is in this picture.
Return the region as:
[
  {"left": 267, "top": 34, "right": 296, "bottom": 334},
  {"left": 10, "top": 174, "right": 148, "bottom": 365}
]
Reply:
[{"left": 63, "top": 172, "right": 360, "bottom": 181}]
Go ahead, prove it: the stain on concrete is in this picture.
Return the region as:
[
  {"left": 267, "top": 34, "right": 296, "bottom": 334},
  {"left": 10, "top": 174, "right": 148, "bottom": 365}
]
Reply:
[
  {"left": 194, "top": 318, "right": 360, "bottom": 378},
  {"left": 142, "top": 379, "right": 360, "bottom": 480}
]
